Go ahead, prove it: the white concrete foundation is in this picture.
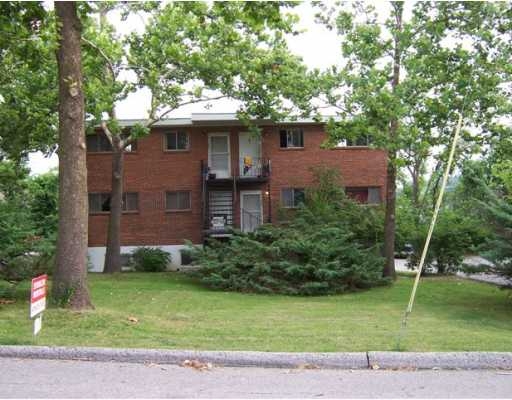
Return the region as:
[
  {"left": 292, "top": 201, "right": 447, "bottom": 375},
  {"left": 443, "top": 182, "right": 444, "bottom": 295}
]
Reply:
[{"left": 87, "top": 244, "right": 197, "bottom": 273}]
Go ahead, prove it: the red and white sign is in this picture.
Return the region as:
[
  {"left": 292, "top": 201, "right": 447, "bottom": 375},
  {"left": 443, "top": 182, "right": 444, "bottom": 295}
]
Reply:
[{"left": 30, "top": 274, "right": 47, "bottom": 318}]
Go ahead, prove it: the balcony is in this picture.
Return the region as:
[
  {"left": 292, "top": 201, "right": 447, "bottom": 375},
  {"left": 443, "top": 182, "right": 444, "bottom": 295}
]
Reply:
[
  {"left": 201, "top": 158, "right": 271, "bottom": 186},
  {"left": 237, "top": 157, "right": 271, "bottom": 180}
]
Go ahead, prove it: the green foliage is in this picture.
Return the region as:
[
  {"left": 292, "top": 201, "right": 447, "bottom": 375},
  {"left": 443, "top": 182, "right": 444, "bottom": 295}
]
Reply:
[
  {"left": 315, "top": 2, "right": 512, "bottom": 273},
  {"left": 462, "top": 167, "right": 512, "bottom": 283},
  {"left": 131, "top": 247, "right": 171, "bottom": 272},
  {"left": 395, "top": 193, "right": 418, "bottom": 253},
  {"left": 0, "top": 162, "right": 57, "bottom": 283},
  {"left": 0, "top": 3, "right": 58, "bottom": 160},
  {"left": 191, "top": 167, "right": 388, "bottom": 295},
  {"left": 397, "top": 166, "right": 490, "bottom": 274},
  {"left": 26, "top": 171, "right": 59, "bottom": 239},
  {"left": 315, "top": 0, "right": 512, "bottom": 178},
  {"left": 1, "top": 253, "right": 53, "bottom": 283},
  {"left": 406, "top": 209, "right": 488, "bottom": 274}
]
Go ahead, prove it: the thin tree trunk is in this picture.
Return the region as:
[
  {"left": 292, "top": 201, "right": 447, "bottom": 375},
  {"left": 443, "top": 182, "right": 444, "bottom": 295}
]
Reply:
[
  {"left": 383, "top": 1, "right": 403, "bottom": 279},
  {"left": 411, "top": 167, "right": 420, "bottom": 209},
  {"left": 52, "top": 2, "right": 92, "bottom": 309},
  {"left": 383, "top": 151, "right": 398, "bottom": 279},
  {"left": 103, "top": 141, "right": 124, "bottom": 273}
]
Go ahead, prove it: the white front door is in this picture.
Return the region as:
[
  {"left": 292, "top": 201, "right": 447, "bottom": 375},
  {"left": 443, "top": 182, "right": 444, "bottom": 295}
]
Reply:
[
  {"left": 208, "top": 133, "right": 230, "bottom": 178},
  {"left": 239, "top": 132, "right": 261, "bottom": 177},
  {"left": 240, "top": 191, "right": 263, "bottom": 233}
]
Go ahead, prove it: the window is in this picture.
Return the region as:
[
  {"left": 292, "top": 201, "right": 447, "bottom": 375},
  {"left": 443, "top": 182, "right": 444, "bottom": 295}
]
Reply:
[
  {"left": 166, "top": 191, "right": 191, "bottom": 211},
  {"left": 165, "top": 131, "right": 189, "bottom": 151},
  {"left": 122, "top": 192, "right": 139, "bottom": 211},
  {"left": 337, "top": 135, "right": 372, "bottom": 147},
  {"left": 281, "top": 188, "right": 305, "bottom": 208},
  {"left": 88, "top": 192, "right": 139, "bottom": 213},
  {"left": 345, "top": 187, "right": 381, "bottom": 204},
  {"left": 89, "top": 193, "right": 111, "bottom": 213},
  {"left": 279, "top": 128, "right": 304, "bottom": 148},
  {"left": 86, "top": 134, "right": 112, "bottom": 152},
  {"left": 86, "top": 134, "right": 137, "bottom": 152}
]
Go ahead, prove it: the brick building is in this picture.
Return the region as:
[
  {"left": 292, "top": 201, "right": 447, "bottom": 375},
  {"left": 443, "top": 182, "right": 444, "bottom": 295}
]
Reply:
[{"left": 86, "top": 114, "right": 387, "bottom": 271}]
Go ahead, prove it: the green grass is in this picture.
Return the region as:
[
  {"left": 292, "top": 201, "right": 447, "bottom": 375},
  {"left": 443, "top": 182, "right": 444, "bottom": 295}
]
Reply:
[{"left": 1, "top": 273, "right": 511, "bottom": 352}]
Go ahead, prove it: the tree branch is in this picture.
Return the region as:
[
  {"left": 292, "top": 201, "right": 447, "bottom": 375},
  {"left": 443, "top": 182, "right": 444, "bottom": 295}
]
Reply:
[
  {"left": 81, "top": 37, "right": 116, "bottom": 79},
  {"left": 144, "top": 94, "right": 228, "bottom": 128},
  {"left": 120, "top": 94, "right": 229, "bottom": 149},
  {"left": 100, "top": 120, "right": 114, "bottom": 145}
]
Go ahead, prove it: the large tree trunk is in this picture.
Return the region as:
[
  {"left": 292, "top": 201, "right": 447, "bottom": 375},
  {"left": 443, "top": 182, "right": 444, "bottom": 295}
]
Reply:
[
  {"left": 383, "top": 1, "right": 403, "bottom": 279},
  {"left": 52, "top": 2, "right": 93, "bottom": 309},
  {"left": 103, "top": 141, "right": 124, "bottom": 273}
]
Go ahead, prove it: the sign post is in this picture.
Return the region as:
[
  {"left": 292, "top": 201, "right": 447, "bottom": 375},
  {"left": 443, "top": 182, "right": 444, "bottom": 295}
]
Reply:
[{"left": 30, "top": 274, "right": 47, "bottom": 335}]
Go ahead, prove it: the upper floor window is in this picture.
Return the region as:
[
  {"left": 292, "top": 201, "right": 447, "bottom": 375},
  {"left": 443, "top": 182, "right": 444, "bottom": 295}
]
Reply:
[
  {"left": 86, "top": 134, "right": 112, "bottom": 152},
  {"left": 345, "top": 187, "right": 381, "bottom": 204},
  {"left": 165, "top": 131, "right": 189, "bottom": 151},
  {"left": 280, "top": 128, "right": 304, "bottom": 148},
  {"left": 281, "top": 188, "right": 305, "bottom": 208},
  {"left": 86, "top": 133, "right": 137, "bottom": 152},
  {"left": 88, "top": 192, "right": 139, "bottom": 213},
  {"left": 166, "top": 191, "right": 191, "bottom": 211}
]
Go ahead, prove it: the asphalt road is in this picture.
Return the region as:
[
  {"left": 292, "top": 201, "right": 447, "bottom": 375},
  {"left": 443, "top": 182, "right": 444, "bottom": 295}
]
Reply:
[{"left": 1, "top": 358, "right": 511, "bottom": 398}]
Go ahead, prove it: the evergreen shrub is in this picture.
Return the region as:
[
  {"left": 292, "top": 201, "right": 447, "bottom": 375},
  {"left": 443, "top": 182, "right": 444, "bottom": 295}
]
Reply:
[
  {"left": 131, "top": 247, "right": 171, "bottom": 272},
  {"left": 190, "top": 166, "right": 389, "bottom": 295}
]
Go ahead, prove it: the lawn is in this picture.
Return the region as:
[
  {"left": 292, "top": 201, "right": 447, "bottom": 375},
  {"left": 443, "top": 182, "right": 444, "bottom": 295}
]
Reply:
[{"left": 1, "top": 272, "right": 511, "bottom": 352}]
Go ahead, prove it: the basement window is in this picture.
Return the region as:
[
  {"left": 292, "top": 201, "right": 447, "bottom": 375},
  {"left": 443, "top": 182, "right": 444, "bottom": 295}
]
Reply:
[
  {"left": 122, "top": 192, "right": 139, "bottom": 211},
  {"left": 88, "top": 193, "right": 111, "bottom": 213},
  {"left": 88, "top": 192, "right": 139, "bottom": 213},
  {"left": 281, "top": 188, "right": 305, "bottom": 208}
]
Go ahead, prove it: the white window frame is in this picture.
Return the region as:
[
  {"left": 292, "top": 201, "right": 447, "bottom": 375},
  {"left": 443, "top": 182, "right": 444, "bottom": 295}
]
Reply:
[
  {"left": 280, "top": 188, "right": 305, "bottom": 208},
  {"left": 208, "top": 132, "right": 231, "bottom": 178},
  {"left": 280, "top": 128, "right": 304, "bottom": 148},
  {"left": 165, "top": 131, "right": 189, "bottom": 151}
]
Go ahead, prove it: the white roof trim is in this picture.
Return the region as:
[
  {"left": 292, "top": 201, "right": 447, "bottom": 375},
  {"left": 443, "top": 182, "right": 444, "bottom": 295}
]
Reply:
[{"left": 115, "top": 113, "right": 336, "bottom": 128}]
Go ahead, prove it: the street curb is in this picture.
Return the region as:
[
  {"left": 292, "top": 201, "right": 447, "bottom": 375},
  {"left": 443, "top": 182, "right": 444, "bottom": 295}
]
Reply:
[
  {"left": 0, "top": 346, "right": 367, "bottom": 369},
  {"left": 0, "top": 346, "right": 511, "bottom": 370},
  {"left": 368, "top": 351, "right": 512, "bottom": 370}
]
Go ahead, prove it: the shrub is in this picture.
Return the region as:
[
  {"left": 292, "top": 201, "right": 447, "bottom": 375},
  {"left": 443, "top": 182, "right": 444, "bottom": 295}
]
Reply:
[
  {"left": 407, "top": 209, "right": 488, "bottom": 274},
  {"left": 193, "top": 225, "right": 387, "bottom": 295},
  {"left": 0, "top": 248, "right": 55, "bottom": 283},
  {"left": 190, "top": 166, "right": 389, "bottom": 295},
  {"left": 131, "top": 247, "right": 171, "bottom": 272}
]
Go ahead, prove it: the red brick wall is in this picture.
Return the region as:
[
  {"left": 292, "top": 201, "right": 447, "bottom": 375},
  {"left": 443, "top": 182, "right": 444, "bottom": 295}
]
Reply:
[
  {"left": 262, "top": 125, "right": 387, "bottom": 222},
  {"left": 87, "top": 124, "right": 387, "bottom": 246}
]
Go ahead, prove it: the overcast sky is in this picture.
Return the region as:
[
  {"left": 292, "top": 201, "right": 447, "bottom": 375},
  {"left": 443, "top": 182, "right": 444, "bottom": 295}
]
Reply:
[{"left": 29, "top": 2, "right": 392, "bottom": 174}]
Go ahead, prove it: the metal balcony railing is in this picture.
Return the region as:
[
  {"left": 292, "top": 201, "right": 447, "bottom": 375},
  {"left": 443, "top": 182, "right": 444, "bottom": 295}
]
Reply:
[
  {"left": 238, "top": 157, "right": 271, "bottom": 179},
  {"left": 201, "top": 158, "right": 271, "bottom": 180}
]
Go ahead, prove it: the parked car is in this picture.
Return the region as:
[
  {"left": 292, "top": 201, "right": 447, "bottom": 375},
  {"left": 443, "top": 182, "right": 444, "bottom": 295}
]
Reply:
[{"left": 395, "top": 243, "right": 414, "bottom": 259}]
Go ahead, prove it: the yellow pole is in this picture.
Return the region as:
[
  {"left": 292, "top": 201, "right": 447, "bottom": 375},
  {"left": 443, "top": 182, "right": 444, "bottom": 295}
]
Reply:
[{"left": 400, "top": 112, "right": 464, "bottom": 334}]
